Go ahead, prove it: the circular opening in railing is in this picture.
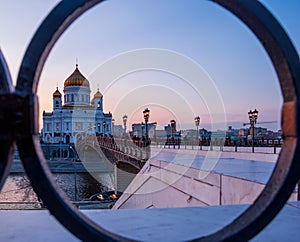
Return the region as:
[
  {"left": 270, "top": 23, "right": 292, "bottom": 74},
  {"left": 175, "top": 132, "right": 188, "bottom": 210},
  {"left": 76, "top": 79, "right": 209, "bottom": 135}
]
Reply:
[{"left": 0, "top": 0, "right": 298, "bottom": 241}]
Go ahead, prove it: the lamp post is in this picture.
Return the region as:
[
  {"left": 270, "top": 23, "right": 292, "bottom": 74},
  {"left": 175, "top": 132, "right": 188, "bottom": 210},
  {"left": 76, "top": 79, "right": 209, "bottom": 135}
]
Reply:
[
  {"left": 153, "top": 122, "right": 157, "bottom": 143},
  {"left": 122, "top": 114, "right": 128, "bottom": 137},
  {"left": 141, "top": 122, "right": 144, "bottom": 137},
  {"left": 131, "top": 124, "right": 135, "bottom": 138},
  {"left": 143, "top": 108, "right": 150, "bottom": 141},
  {"left": 69, "top": 146, "right": 78, "bottom": 201},
  {"left": 194, "top": 116, "right": 200, "bottom": 147},
  {"left": 60, "top": 111, "right": 63, "bottom": 159},
  {"left": 112, "top": 118, "right": 115, "bottom": 135},
  {"left": 170, "top": 120, "right": 176, "bottom": 149},
  {"left": 248, "top": 109, "right": 258, "bottom": 153},
  {"left": 103, "top": 121, "right": 106, "bottom": 133},
  {"left": 170, "top": 120, "right": 176, "bottom": 138},
  {"left": 97, "top": 123, "right": 100, "bottom": 134}
]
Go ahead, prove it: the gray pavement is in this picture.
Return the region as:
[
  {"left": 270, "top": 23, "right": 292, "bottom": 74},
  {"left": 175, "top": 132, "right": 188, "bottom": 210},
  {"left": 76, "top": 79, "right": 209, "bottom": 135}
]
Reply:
[
  {"left": 152, "top": 149, "right": 275, "bottom": 184},
  {"left": 0, "top": 202, "right": 299, "bottom": 241}
]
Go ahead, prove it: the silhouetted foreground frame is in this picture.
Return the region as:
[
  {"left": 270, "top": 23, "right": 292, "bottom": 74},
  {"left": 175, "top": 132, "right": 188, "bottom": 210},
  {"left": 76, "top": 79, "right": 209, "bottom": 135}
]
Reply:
[{"left": 0, "top": 0, "right": 299, "bottom": 241}]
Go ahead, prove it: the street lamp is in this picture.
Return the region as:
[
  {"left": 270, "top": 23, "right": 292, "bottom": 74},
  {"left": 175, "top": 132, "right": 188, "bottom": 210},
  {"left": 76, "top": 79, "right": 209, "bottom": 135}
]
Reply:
[
  {"left": 122, "top": 114, "right": 128, "bottom": 137},
  {"left": 143, "top": 108, "right": 150, "bottom": 140},
  {"left": 103, "top": 121, "right": 106, "bottom": 133},
  {"left": 132, "top": 124, "right": 135, "bottom": 138},
  {"left": 170, "top": 120, "right": 176, "bottom": 138},
  {"left": 141, "top": 122, "right": 144, "bottom": 137},
  {"left": 170, "top": 120, "right": 176, "bottom": 149},
  {"left": 69, "top": 146, "right": 78, "bottom": 201},
  {"left": 97, "top": 123, "right": 100, "bottom": 134},
  {"left": 194, "top": 116, "right": 200, "bottom": 147},
  {"left": 112, "top": 118, "right": 115, "bottom": 135},
  {"left": 60, "top": 111, "right": 63, "bottom": 159},
  {"left": 153, "top": 122, "right": 157, "bottom": 143},
  {"left": 248, "top": 109, "right": 259, "bottom": 153}
]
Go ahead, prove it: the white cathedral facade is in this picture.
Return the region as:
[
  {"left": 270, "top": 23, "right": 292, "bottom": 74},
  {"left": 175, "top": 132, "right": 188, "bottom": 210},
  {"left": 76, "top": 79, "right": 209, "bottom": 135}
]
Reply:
[{"left": 42, "top": 64, "right": 113, "bottom": 145}]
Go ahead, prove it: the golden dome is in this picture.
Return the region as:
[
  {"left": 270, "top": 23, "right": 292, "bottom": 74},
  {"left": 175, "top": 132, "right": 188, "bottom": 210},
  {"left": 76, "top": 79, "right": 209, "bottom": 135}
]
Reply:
[
  {"left": 53, "top": 87, "right": 62, "bottom": 98},
  {"left": 64, "top": 65, "right": 90, "bottom": 87},
  {"left": 94, "top": 89, "right": 103, "bottom": 99}
]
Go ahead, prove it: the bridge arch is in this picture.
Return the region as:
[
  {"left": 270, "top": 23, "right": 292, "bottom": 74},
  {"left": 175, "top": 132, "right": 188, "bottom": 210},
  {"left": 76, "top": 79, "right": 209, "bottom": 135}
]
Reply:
[
  {"left": 116, "top": 160, "right": 140, "bottom": 174},
  {"left": 114, "top": 160, "right": 140, "bottom": 193},
  {"left": 78, "top": 145, "right": 114, "bottom": 172}
]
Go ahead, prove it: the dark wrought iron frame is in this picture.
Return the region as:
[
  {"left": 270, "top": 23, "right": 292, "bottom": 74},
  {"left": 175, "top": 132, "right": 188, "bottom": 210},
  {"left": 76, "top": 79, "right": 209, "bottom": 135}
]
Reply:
[{"left": 0, "top": 0, "right": 299, "bottom": 241}]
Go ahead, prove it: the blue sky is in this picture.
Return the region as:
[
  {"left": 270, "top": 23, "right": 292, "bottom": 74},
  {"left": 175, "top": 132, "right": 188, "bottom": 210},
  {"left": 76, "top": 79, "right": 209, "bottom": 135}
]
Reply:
[{"left": 0, "top": 0, "right": 299, "bottom": 131}]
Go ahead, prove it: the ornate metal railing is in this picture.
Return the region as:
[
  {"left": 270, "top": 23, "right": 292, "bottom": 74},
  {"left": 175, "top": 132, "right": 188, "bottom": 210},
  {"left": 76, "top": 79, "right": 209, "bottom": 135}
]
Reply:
[
  {"left": 76, "top": 135, "right": 149, "bottom": 169},
  {"left": 0, "top": 0, "right": 299, "bottom": 241}
]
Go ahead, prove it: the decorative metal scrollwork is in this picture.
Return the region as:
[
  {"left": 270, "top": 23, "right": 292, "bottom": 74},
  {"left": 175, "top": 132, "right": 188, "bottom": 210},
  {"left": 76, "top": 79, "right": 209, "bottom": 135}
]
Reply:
[{"left": 0, "top": 0, "right": 299, "bottom": 241}]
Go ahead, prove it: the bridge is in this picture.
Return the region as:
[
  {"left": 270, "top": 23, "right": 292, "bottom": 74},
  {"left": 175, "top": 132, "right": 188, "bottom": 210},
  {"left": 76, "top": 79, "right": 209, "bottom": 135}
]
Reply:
[
  {"left": 76, "top": 135, "right": 150, "bottom": 170},
  {"left": 75, "top": 135, "right": 151, "bottom": 192}
]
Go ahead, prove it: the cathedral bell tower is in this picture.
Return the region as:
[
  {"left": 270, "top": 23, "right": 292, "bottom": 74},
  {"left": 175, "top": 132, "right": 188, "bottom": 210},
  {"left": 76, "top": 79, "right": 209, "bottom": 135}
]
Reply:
[
  {"left": 52, "top": 87, "right": 62, "bottom": 109},
  {"left": 92, "top": 89, "right": 103, "bottom": 110}
]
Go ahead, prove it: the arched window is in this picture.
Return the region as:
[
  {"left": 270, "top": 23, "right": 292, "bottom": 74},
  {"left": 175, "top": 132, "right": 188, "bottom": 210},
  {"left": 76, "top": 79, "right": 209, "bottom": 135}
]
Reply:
[
  {"left": 66, "top": 135, "right": 70, "bottom": 144},
  {"left": 55, "top": 100, "right": 59, "bottom": 108},
  {"left": 46, "top": 134, "right": 51, "bottom": 142}
]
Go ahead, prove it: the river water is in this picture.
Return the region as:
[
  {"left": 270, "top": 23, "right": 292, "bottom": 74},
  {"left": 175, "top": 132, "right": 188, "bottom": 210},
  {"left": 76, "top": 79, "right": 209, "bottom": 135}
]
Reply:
[{"left": 0, "top": 172, "right": 109, "bottom": 208}]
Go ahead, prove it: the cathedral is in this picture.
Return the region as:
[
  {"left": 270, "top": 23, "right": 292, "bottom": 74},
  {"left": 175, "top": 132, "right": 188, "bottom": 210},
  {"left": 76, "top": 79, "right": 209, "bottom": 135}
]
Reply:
[{"left": 42, "top": 64, "right": 113, "bottom": 145}]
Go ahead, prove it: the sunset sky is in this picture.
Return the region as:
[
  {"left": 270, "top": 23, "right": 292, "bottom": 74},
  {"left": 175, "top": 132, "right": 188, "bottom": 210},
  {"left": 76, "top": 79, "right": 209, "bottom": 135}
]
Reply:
[{"left": 0, "top": 0, "right": 299, "bottom": 131}]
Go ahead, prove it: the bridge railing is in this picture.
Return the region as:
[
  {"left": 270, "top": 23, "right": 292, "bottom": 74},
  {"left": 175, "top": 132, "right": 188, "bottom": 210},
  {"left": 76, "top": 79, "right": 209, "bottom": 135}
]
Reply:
[
  {"left": 154, "top": 137, "right": 282, "bottom": 154},
  {"left": 77, "top": 135, "right": 150, "bottom": 163},
  {"left": 104, "top": 137, "right": 150, "bottom": 161}
]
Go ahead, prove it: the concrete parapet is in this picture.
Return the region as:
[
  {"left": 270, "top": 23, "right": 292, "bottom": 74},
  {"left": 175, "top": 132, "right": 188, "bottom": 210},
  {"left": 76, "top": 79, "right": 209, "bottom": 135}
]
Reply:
[{"left": 114, "top": 154, "right": 296, "bottom": 209}]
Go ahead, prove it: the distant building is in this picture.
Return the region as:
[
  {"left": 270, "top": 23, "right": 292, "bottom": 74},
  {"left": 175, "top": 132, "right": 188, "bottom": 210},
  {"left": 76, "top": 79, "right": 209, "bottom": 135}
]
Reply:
[
  {"left": 132, "top": 123, "right": 156, "bottom": 138},
  {"left": 238, "top": 128, "right": 248, "bottom": 137},
  {"left": 164, "top": 122, "right": 181, "bottom": 138},
  {"left": 183, "top": 128, "right": 210, "bottom": 139},
  {"left": 226, "top": 126, "right": 239, "bottom": 141},
  {"left": 42, "top": 64, "right": 113, "bottom": 146},
  {"left": 199, "top": 128, "right": 210, "bottom": 140},
  {"left": 211, "top": 130, "right": 226, "bottom": 140},
  {"left": 113, "top": 125, "right": 124, "bottom": 137}
]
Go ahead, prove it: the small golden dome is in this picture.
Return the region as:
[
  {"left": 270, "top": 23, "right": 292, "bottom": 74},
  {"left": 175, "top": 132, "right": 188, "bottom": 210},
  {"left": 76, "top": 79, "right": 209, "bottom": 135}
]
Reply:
[
  {"left": 53, "top": 87, "right": 62, "bottom": 98},
  {"left": 64, "top": 65, "right": 90, "bottom": 87},
  {"left": 94, "top": 89, "right": 103, "bottom": 99}
]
